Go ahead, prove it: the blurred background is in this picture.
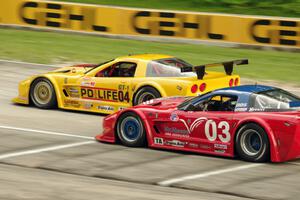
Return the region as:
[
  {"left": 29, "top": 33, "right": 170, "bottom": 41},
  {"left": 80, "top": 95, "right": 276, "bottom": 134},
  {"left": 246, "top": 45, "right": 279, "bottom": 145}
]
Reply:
[
  {"left": 0, "top": 0, "right": 299, "bottom": 83},
  {"left": 0, "top": 1, "right": 300, "bottom": 200}
]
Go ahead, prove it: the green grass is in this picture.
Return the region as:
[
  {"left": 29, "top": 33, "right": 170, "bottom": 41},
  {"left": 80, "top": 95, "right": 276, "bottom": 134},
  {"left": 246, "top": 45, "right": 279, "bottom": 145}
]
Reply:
[
  {"left": 0, "top": 28, "right": 299, "bottom": 84},
  {"left": 55, "top": 0, "right": 300, "bottom": 18}
]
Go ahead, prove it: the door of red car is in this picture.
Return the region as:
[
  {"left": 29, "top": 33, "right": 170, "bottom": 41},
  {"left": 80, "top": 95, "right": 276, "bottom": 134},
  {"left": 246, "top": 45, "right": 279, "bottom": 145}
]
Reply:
[{"left": 175, "top": 94, "right": 237, "bottom": 153}]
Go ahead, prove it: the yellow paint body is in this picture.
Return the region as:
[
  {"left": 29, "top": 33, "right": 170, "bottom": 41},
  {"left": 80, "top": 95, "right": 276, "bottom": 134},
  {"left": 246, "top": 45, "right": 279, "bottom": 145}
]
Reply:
[{"left": 13, "top": 54, "right": 240, "bottom": 114}]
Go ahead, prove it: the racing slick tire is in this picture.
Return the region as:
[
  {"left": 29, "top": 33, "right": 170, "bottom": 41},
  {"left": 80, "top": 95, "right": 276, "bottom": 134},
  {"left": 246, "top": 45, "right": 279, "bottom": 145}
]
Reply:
[
  {"left": 133, "top": 86, "right": 161, "bottom": 106},
  {"left": 235, "top": 123, "right": 270, "bottom": 162},
  {"left": 30, "top": 78, "right": 57, "bottom": 109},
  {"left": 116, "top": 112, "right": 147, "bottom": 147}
]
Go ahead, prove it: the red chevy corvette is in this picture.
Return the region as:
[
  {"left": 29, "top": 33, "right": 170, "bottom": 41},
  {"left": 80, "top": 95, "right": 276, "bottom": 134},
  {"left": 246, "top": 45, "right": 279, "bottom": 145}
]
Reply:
[{"left": 96, "top": 85, "right": 300, "bottom": 162}]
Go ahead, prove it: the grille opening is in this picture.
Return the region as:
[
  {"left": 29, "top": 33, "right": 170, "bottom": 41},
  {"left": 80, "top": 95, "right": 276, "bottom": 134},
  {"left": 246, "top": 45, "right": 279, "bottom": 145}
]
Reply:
[
  {"left": 153, "top": 125, "right": 160, "bottom": 133},
  {"left": 63, "top": 89, "right": 69, "bottom": 97}
]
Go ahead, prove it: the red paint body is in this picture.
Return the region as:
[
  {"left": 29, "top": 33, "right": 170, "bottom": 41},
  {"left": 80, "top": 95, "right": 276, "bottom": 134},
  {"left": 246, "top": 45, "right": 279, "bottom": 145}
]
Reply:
[{"left": 95, "top": 97, "right": 300, "bottom": 162}]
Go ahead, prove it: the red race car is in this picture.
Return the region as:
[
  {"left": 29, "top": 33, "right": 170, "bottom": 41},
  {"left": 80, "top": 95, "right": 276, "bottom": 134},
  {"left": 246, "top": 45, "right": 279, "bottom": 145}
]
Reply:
[{"left": 96, "top": 85, "right": 300, "bottom": 162}]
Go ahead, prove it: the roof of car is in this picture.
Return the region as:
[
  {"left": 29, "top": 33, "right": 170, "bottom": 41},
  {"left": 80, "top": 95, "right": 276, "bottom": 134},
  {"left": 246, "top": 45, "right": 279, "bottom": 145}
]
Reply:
[
  {"left": 216, "top": 85, "right": 276, "bottom": 94},
  {"left": 117, "top": 54, "right": 173, "bottom": 61}
]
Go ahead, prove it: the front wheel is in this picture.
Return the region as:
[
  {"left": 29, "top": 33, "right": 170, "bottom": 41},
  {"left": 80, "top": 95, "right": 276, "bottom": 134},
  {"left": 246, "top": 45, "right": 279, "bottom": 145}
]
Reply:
[
  {"left": 116, "top": 112, "right": 147, "bottom": 147},
  {"left": 235, "top": 123, "right": 270, "bottom": 162},
  {"left": 133, "top": 87, "right": 161, "bottom": 106},
  {"left": 30, "top": 78, "right": 57, "bottom": 109}
]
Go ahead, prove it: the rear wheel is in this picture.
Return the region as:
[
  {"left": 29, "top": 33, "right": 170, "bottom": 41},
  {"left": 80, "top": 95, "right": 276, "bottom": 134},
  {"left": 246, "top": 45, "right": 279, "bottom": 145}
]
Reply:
[
  {"left": 116, "top": 112, "right": 146, "bottom": 147},
  {"left": 133, "top": 87, "right": 161, "bottom": 106},
  {"left": 235, "top": 123, "right": 270, "bottom": 162},
  {"left": 30, "top": 78, "right": 57, "bottom": 109}
]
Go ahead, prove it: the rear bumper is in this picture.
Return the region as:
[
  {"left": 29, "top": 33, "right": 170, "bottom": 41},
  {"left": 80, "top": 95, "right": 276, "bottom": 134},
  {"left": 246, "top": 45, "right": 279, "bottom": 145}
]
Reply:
[
  {"left": 185, "top": 74, "right": 240, "bottom": 96},
  {"left": 272, "top": 122, "right": 300, "bottom": 162},
  {"left": 281, "top": 133, "right": 300, "bottom": 162}
]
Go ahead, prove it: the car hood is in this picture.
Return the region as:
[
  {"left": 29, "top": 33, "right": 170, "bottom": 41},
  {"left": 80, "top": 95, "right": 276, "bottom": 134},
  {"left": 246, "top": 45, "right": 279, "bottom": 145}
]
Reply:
[{"left": 49, "top": 64, "right": 98, "bottom": 75}]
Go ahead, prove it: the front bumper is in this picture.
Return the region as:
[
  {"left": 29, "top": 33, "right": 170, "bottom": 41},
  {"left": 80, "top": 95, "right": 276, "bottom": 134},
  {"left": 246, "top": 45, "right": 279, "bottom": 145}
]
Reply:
[
  {"left": 95, "top": 113, "right": 118, "bottom": 143},
  {"left": 12, "top": 79, "right": 31, "bottom": 105}
]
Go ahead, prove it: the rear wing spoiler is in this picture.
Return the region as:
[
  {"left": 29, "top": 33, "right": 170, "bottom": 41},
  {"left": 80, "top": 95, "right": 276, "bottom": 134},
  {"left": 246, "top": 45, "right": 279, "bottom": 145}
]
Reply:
[{"left": 181, "top": 59, "right": 248, "bottom": 80}]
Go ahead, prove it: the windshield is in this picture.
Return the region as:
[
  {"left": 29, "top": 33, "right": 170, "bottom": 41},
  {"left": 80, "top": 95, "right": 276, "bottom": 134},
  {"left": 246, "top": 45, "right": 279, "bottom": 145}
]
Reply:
[
  {"left": 146, "top": 57, "right": 196, "bottom": 77},
  {"left": 84, "top": 59, "right": 114, "bottom": 74},
  {"left": 177, "top": 92, "right": 212, "bottom": 110},
  {"left": 250, "top": 89, "right": 300, "bottom": 111}
]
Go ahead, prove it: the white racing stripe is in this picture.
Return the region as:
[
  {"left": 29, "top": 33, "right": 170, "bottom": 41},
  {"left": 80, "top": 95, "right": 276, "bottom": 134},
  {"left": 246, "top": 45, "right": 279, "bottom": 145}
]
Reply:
[
  {"left": 0, "top": 141, "right": 95, "bottom": 160},
  {"left": 158, "top": 163, "right": 263, "bottom": 186},
  {"left": 0, "top": 125, "right": 94, "bottom": 140}
]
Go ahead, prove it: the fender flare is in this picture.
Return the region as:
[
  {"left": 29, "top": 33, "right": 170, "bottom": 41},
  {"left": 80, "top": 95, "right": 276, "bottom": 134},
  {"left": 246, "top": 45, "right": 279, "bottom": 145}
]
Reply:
[
  {"left": 233, "top": 117, "right": 280, "bottom": 162},
  {"left": 132, "top": 82, "right": 167, "bottom": 104},
  {"left": 29, "top": 75, "right": 62, "bottom": 108},
  {"left": 114, "top": 109, "right": 153, "bottom": 146}
]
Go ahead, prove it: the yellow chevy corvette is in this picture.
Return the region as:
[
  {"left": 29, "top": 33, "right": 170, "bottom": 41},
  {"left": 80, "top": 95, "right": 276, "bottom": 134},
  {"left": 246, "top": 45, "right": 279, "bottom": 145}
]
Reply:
[{"left": 13, "top": 54, "right": 247, "bottom": 114}]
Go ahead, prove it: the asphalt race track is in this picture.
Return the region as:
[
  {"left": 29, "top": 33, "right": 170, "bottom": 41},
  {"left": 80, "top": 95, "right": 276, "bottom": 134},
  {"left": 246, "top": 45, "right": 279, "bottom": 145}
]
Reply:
[{"left": 1, "top": 60, "right": 300, "bottom": 200}]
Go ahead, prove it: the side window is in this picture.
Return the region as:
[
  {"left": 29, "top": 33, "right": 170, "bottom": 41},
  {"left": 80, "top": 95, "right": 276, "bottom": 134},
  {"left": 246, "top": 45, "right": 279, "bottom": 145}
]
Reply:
[
  {"left": 96, "top": 62, "right": 137, "bottom": 77},
  {"left": 194, "top": 95, "right": 238, "bottom": 112}
]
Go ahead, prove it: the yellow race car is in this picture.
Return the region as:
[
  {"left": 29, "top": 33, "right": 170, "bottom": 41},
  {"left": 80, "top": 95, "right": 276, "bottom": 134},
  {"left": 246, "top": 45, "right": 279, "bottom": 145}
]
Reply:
[{"left": 13, "top": 54, "right": 247, "bottom": 114}]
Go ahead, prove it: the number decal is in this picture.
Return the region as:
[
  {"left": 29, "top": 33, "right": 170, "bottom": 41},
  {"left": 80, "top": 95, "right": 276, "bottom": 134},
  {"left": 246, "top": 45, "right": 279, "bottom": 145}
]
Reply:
[
  {"left": 205, "top": 120, "right": 217, "bottom": 141},
  {"left": 218, "top": 121, "right": 230, "bottom": 142},
  {"left": 204, "top": 120, "right": 231, "bottom": 143}
]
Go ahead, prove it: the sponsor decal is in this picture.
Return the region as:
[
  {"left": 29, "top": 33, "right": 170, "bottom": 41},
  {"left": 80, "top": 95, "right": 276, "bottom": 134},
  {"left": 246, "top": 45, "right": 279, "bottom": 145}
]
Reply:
[
  {"left": 98, "top": 105, "right": 114, "bottom": 111},
  {"left": 236, "top": 103, "right": 247, "bottom": 108},
  {"left": 19, "top": 1, "right": 109, "bottom": 33},
  {"left": 214, "top": 149, "right": 225, "bottom": 154},
  {"left": 199, "top": 144, "right": 211, "bottom": 150},
  {"left": 214, "top": 143, "right": 228, "bottom": 150},
  {"left": 81, "top": 81, "right": 95, "bottom": 87},
  {"left": 249, "top": 107, "right": 265, "bottom": 112},
  {"left": 235, "top": 107, "right": 247, "bottom": 112},
  {"left": 83, "top": 102, "right": 93, "bottom": 109},
  {"left": 170, "top": 113, "right": 179, "bottom": 122},
  {"left": 165, "top": 140, "right": 187, "bottom": 147},
  {"left": 3, "top": 1, "right": 296, "bottom": 49},
  {"left": 64, "top": 100, "right": 80, "bottom": 108},
  {"left": 164, "top": 126, "right": 189, "bottom": 135},
  {"left": 118, "top": 107, "right": 126, "bottom": 111},
  {"left": 154, "top": 137, "right": 163, "bottom": 145},
  {"left": 235, "top": 103, "right": 248, "bottom": 112},
  {"left": 118, "top": 84, "right": 129, "bottom": 91},
  {"left": 81, "top": 87, "right": 129, "bottom": 102},
  {"left": 188, "top": 143, "right": 199, "bottom": 148}
]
